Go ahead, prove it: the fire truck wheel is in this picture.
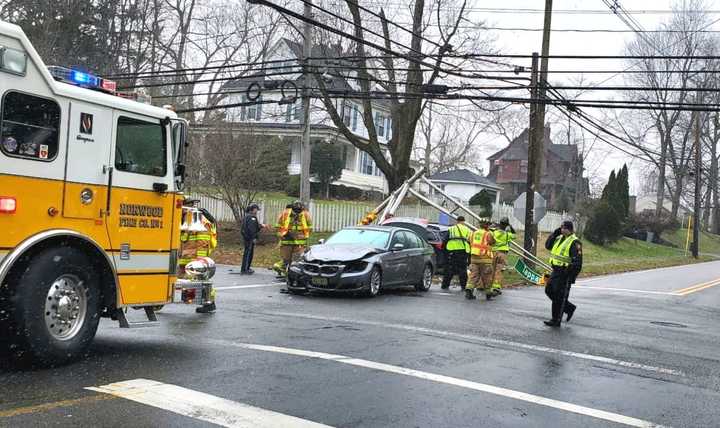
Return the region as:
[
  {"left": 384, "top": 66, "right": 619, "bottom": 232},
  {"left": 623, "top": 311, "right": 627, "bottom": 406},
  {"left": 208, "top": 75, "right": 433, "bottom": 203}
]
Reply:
[{"left": 11, "top": 246, "right": 101, "bottom": 365}]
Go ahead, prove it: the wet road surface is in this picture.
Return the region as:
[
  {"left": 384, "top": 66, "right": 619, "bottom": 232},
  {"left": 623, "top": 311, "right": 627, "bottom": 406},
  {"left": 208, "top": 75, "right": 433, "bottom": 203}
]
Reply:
[{"left": 2, "top": 261, "right": 720, "bottom": 427}]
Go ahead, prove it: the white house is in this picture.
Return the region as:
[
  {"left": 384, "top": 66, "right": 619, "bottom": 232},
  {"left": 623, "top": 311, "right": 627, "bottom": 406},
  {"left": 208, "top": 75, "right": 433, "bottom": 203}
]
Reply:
[
  {"left": 426, "top": 168, "right": 502, "bottom": 206},
  {"left": 215, "top": 38, "right": 395, "bottom": 194}
]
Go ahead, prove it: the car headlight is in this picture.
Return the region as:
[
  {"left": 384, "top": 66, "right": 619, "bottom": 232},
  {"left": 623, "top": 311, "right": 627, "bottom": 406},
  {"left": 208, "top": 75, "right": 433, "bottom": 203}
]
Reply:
[{"left": 344, "top": 261, "right": 368, "bottom": 273}]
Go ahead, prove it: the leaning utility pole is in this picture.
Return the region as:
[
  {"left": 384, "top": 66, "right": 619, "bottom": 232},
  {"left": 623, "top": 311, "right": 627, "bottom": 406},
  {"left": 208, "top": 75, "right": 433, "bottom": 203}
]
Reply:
[
  {"left": 692, "top": 109, "right": 701, "bottom": 259},
  {"left": 299, "top": 0, "right": 313, "bottom": 204},
  {"left": 524, "top": 0, "right": 553, "bottom": 255}
]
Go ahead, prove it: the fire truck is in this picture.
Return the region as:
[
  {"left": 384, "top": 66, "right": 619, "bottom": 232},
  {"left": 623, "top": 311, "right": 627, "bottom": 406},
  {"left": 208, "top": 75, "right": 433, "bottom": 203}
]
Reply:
[{"left": 0, "top": 20, "right": 212, "bottom": 364}]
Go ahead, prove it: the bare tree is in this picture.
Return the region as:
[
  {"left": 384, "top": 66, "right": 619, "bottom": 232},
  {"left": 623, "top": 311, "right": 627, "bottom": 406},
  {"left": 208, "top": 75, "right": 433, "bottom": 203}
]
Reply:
[
  {"left": 624, "top": 0, "right": 715, "bottom": 220},
  {"left": 191, "top": 123, "right": 290, "bottom": 227},
  {"left": 417, "top": 102, "right": 491, "bottom": 174},
  {"left": 308, "top": 0, "right": 493, "bottom": 191}
]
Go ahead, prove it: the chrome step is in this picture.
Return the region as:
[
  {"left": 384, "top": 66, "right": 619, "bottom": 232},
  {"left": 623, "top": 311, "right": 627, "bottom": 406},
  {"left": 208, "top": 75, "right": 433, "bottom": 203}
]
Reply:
[{"left": 116, "top": 307, "right": 160, "bottom": 329}]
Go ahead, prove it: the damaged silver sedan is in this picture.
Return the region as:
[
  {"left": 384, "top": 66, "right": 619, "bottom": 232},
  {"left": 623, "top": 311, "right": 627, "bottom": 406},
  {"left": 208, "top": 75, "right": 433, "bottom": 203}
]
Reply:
[{"left": 286, "top": 226, "right": 435, "bottom": 296}]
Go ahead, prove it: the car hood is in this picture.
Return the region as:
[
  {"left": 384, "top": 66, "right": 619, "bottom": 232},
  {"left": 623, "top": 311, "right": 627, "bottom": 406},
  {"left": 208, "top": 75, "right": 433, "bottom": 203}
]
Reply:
[{"left": 303, "top": 244, "right": 383, "bottom": 262}]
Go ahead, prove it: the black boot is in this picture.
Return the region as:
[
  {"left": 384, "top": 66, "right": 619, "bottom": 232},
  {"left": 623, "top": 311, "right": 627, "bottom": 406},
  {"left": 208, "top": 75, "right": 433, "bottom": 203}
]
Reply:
[
  {"left": 565, "top": 304, "right": 576, "bottom": 322},
  {"left": 465, "top": 289, "right": 476, "bottom": 300},
  {"left": 544, "top": 319, "right": 561, "bottom": 327},
  {"left": 196, "top": 302, "right": 216, "bottom": 313}
]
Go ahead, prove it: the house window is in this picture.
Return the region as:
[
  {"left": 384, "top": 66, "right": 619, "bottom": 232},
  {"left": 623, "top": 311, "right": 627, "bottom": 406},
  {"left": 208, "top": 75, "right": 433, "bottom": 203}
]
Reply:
[
  {"left": 294, "top": 100, "right": 302, "bottom": 121},
  {"left": 352, "top": 105, "right": 359, "bottom": 131},
  {"left": 375, "top": 112, "right": 385, "bottom": 137},
  {"left": 285, "top": 103, "right": 294, "bottom": 122},
  {"left": 342, "top": 102, "right": 352, "bottom": 126},
  {"left": 385, "top": 116, "right": 392, "bottom": 138},
  {"left": 247, "top": 96, "right": 262, "bottom": 121},
  {"left": 360, "top": 151, "right": 375, "bottom": 175}
]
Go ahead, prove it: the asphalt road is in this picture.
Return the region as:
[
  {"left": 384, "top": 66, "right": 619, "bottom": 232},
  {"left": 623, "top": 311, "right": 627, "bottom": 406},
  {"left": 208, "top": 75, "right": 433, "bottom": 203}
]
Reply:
[{"left": 2, "top": 261, "right": 720, "bottom": 428}]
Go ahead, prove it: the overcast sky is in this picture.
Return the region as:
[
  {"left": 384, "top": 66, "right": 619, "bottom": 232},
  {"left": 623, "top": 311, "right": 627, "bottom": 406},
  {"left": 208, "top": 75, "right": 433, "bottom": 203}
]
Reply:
[{"left": 459, "top": 0, "right": 720, "bottom": 195}]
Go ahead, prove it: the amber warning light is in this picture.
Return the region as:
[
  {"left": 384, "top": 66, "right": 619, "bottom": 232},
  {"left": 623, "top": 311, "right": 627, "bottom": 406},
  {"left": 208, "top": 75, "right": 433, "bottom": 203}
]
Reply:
[{"left": 0, "top": 197, "right": 17, "bottom": 213}]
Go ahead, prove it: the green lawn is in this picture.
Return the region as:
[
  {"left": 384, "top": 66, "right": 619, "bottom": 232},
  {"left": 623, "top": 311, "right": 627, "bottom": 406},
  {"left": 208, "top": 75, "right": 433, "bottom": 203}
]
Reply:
[
  {"left": 500, "top": 233, "right": 715, "bottom": 286},
  {"left": 212, "top": 226, "right": 717, "bottom": 284},
  {"left": 662, "top": 228, "right": 720, "bottom": 256}
]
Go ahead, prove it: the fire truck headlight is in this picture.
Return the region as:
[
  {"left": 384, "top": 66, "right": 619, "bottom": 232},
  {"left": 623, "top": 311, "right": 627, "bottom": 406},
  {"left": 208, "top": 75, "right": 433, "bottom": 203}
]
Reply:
[{"left": 0, "top": 46, "right": 27, "bottom": 76}]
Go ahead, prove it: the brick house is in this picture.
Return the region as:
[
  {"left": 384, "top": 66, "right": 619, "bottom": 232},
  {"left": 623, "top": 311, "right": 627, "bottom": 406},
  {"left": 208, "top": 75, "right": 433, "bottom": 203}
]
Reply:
[{"left": 486, "top": 127, "right": 586, "bottom": 211}]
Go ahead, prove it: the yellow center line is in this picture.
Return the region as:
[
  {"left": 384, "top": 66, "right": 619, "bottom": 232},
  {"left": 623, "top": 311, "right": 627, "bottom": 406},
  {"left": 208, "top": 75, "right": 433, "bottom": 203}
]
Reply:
[
  {"left": 0, "top": 394, "right": 115, "bottom": 418},
  {"left": 673, "top": 278, "right": 720, "bottom": 296},
  {"left": 677, "top": 279, "right": 720, "bottom": 296}
]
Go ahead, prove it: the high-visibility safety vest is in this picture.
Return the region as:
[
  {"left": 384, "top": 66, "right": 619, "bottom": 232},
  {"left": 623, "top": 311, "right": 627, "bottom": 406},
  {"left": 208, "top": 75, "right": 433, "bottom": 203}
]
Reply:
[
  {"left": 446, "top": 223, "right": 472, "bottom": 253},
  {"left": 492, "top": 228, "right": 516, "bottom": 252},
  {"left": 470, "top": 230, "right": 494, "bottom": 263},
  {"left": 549, "top": 233, "right": 578, "bottom": 267},
  {"left": 277, "top": 209, "right": 312, "bottom": 245}
]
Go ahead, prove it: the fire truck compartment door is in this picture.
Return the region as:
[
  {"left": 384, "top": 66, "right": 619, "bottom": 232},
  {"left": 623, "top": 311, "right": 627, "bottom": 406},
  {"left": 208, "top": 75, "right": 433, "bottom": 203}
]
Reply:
[
  {"left": 63, "top": 102, "right": 112, "bottom": 219},
  {"left": 106, "top": 111, "right": 175, "bottom": 305}
]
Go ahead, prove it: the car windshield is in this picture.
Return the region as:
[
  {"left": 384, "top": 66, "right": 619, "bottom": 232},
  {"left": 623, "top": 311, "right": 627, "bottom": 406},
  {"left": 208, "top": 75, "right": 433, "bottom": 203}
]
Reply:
[{"left": 325, "top": 229, "right": 390, "bottom": 248}]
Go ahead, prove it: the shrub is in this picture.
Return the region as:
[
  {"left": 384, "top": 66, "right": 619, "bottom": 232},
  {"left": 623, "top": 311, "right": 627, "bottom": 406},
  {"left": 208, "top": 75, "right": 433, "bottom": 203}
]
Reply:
[
  {"left": 625, "top": 211, "right": 680, "bottom": 242},
  {"left": 585, "top": 200, "right": 623, "bottom": 246},
  {"left": 469, "top": 190, "right": 493, "bottom": 217}
]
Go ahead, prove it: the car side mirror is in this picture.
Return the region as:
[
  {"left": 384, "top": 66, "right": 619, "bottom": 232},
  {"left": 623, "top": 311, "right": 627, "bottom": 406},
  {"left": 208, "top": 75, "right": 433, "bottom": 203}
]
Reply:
[
  {"left": 392, "top": 243, "right": 405, "bottom": 251},
  {"left": 318, "top": 239, "right": 325, "bottom": 244}
]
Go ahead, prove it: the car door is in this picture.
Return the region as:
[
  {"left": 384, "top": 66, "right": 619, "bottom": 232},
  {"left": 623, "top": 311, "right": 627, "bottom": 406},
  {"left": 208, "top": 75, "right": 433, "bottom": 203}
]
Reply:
[
  {"left": 382, "top": 231, "right": 409, "bottom": 286},
  {"left": 406, "top": 232, "right": 428, "bottom": 283},
  {"left": 395, "top": 231, "right": 419, "bottom": 285}
]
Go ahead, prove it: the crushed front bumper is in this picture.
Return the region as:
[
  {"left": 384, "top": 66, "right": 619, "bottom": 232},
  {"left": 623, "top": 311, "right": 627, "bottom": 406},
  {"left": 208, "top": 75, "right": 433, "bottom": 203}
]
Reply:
[{"left": 287, "top": 261, "right": 374, "bottom": 293}]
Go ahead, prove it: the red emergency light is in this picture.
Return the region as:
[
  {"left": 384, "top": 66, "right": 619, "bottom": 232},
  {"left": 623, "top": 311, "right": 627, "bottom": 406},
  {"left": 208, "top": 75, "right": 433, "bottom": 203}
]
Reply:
[{"left": 0, "top": 197, "right": 17, "bottom": 213}]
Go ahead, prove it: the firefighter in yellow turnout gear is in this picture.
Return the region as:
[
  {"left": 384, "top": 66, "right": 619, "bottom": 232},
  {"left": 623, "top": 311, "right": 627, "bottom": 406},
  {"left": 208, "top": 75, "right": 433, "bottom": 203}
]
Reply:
[
  {"left": 466, "top": 218, "right": 496, "bottom": 300},
  {"left": 273, "top": 201, "right": 313, "bottom": 276},
  {"left": 179, "top": 206, "right": 218, "bottom": 313},
  {"left": 491, "top": 217, "right": 516, "bottom": 296}
]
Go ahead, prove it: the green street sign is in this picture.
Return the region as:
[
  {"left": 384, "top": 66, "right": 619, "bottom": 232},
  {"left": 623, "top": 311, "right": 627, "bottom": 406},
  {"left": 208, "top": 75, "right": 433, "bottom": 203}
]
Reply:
[{"left": 514, "top": 258, "right": 545, "bottom": 285}]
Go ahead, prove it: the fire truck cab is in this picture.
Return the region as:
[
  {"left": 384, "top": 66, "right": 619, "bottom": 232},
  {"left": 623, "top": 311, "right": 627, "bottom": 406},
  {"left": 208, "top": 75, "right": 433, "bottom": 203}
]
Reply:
[{"left": 0, "top": 20, "right": 189, "bottom": 364}]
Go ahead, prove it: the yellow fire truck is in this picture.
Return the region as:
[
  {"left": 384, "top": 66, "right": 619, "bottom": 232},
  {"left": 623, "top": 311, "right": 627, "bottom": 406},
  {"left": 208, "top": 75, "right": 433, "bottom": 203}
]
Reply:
[{"left": 0, "top": 20, "right": 211, "bottom": 364}]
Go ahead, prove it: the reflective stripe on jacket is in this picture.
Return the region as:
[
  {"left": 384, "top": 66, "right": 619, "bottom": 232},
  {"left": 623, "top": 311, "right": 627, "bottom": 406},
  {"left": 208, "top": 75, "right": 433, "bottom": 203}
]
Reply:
[
  {"left": 549, "top": 234, "right": 578, "bottom": 267},
  {"left": 492, "top": 229, "right": 515, "bottom": 252},
  {"left": 446, "top": 223, "right": 472, "bottom": 253},
  {"left": 470, "top": 230, "right": 494, "bottom": 263},
  {"left": 277, "top": 209, "right": 312, "bottom": 245}
]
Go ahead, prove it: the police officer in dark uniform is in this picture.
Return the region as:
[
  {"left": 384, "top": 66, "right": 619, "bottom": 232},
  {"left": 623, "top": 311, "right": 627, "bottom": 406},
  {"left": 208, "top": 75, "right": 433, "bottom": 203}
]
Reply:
[{"left": 544, "top": 220, "right": 582, "bottom": 327}]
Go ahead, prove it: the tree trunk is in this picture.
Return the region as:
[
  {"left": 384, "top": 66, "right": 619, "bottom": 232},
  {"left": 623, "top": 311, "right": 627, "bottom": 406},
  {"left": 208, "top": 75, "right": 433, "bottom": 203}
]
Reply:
[
  {"left": 670, "top": 177, "right": 683, "bottom": 220},
  {"left": 711, "top": 136, "right": 720, "bottom": 234},
  {"left": 703, "top": 186, "right": 712, "bottom": 231},
  {"left": 326, "top": 182, "right": 330, "bottom": 199},
  {"left": 655, "top": 131, "right": 668, "bottom": 220}
]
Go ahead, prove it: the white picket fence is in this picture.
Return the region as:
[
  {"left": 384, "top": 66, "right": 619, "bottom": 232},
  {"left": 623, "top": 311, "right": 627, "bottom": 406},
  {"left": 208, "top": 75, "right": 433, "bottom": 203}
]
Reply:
[{"left": 189, "top": 193, "right": 568, "bottom": 233}]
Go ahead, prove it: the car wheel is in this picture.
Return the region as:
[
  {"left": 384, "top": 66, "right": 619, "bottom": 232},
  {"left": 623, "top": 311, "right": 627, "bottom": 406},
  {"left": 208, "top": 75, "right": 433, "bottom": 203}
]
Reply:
[
  {"left": 366, "top": 267, "right": 382, "bottom": 297},
  {"left": 415, "top": 264, "right": 433, "bottom": 292},
  {"left": 8, "top": 246, "right": 101, "bottom": 365}
]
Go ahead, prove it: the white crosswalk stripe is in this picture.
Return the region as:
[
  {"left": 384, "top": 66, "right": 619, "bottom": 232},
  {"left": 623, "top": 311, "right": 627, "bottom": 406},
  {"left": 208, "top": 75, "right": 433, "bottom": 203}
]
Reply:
[{"left": 87, "top": 379, "right": 333, "bottom": 428}]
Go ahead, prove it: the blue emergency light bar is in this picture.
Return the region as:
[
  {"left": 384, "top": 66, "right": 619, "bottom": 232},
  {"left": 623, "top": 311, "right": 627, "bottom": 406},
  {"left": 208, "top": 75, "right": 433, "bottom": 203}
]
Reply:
[{"left": 47, "top": 66, "right": 117, "bottom": 92}]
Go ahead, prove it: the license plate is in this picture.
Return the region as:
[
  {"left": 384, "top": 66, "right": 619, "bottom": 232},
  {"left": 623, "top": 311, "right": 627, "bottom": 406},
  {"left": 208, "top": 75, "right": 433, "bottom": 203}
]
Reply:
[{"left": 311, "top": 277, "right": 328, "bottom": 286}]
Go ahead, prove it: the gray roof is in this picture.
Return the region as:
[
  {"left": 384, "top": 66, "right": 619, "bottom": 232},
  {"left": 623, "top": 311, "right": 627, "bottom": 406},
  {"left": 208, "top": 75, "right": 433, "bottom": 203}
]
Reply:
[
  {"left": 488, "top": 126, "right": 577, "bottom": 162},
  {"left": 428, "top": 169, "right": 502, "bottom": 189}
]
